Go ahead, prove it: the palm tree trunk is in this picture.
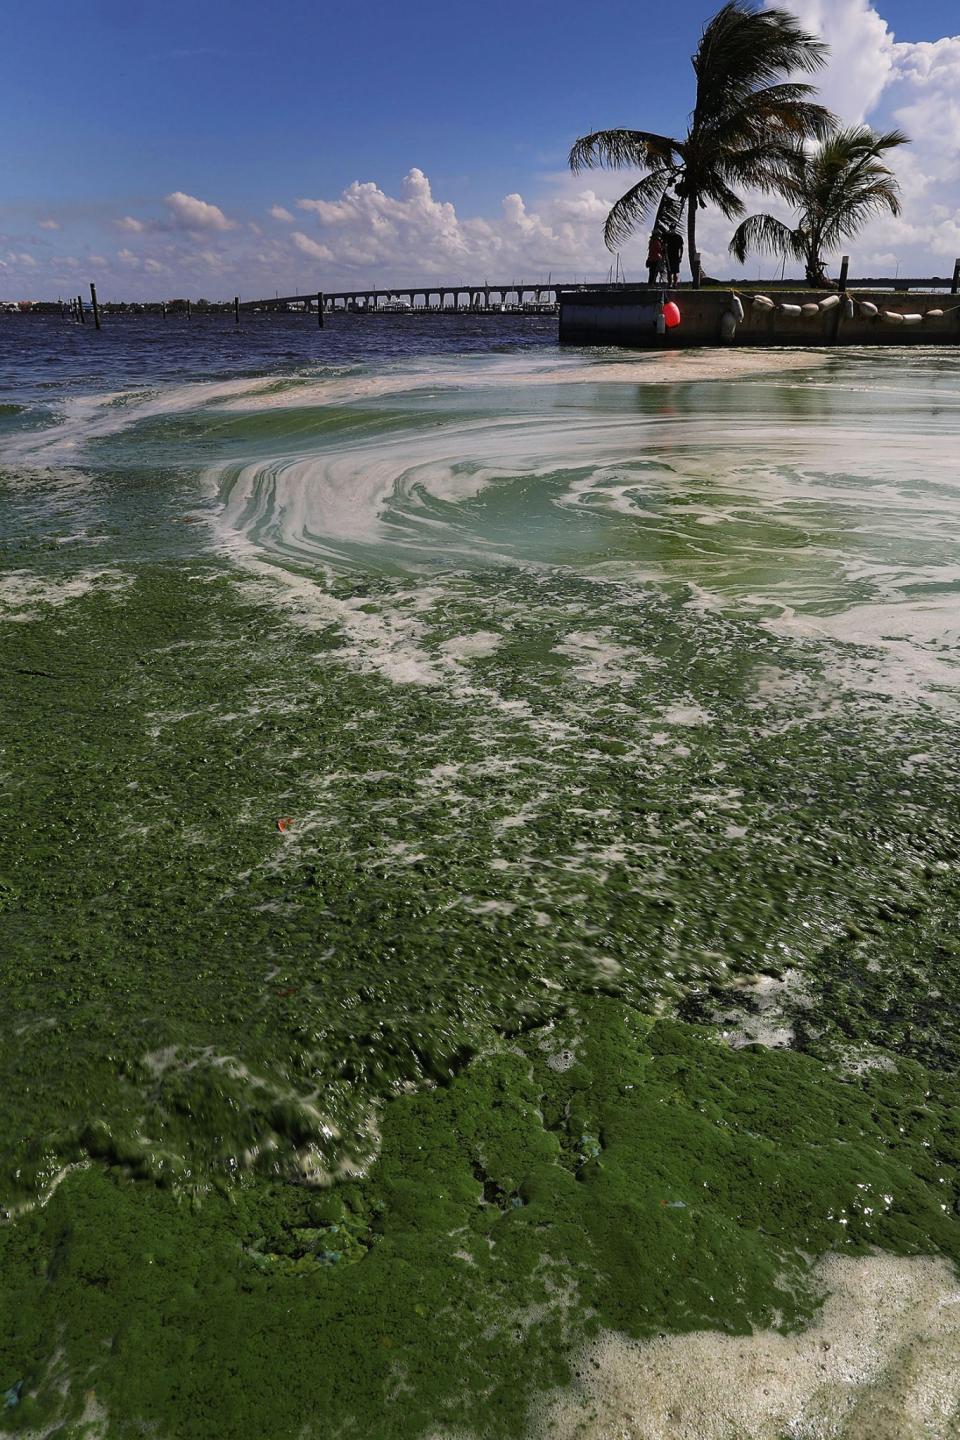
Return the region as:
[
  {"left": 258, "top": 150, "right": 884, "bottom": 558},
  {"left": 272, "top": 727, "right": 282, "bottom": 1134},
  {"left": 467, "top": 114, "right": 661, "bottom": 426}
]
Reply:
[
  {"left": 687, "top": 194, "right": 700, "bottom": 288},
  {"left": 805, "top": 225, "right": 825, "bottom": 287}
]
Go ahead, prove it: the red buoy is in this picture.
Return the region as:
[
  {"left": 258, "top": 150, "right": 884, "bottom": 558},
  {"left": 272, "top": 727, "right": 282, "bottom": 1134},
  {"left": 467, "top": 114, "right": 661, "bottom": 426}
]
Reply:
[{"left": 663, "top": 301, "right": 681, "bottom": 329}]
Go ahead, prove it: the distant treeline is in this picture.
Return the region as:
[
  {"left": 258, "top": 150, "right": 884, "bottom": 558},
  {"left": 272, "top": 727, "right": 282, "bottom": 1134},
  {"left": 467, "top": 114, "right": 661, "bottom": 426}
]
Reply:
[{"left": 2, "top": 299, "right": 242, "bottom": 315}]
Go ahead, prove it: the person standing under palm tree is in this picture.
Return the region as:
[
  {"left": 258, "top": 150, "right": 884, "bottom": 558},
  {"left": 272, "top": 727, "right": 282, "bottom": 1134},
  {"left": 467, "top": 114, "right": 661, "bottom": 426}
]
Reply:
[
  {"left": 646, "top": 231, "right": 665, "bottom": 286},
  {"left": 665, "top": 229, "right": 684, "bottom": 286},
  {"left": 569, "top": 2, "right": 834, "bottom": 286}
]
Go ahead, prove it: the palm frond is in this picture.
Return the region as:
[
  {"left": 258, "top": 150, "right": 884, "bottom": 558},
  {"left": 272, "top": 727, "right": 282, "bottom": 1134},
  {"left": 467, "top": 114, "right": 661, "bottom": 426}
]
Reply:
[
  {"left": 729, "top": 213, "right": 804, "bottom": 265},
  {"left": 569, "top": 129, "right": 681, "bottom": 173},
  {"left": 603, "top": 171, "right": 674, "bottom": 250},
  {"left": 698, "top": 175, "right": 746, "bottom": 220},
  {"left": 694, "top": 3, "right": 828, "bottom": 108},
  {"left": 705, "top": 93, "right": 835, "bottom": 150},
  {"left": 713, "top": 141, "right": 804, "bottom": 192}
]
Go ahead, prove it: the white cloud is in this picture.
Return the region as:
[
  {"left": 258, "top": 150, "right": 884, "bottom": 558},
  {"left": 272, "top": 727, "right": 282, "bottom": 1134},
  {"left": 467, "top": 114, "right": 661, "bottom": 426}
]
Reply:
[
  {"left": 38, "top": 218, "right": 60, "bottom": 231},
  {"left": 890, "top": 36, "right": 960, "bottom": 171},
  {"left": 115, "top": 216, "right": 146, "bottom": 233},
  {"left": 778, "top": 0, "right": 897, "bottom": 123},
  {"left": 290, "top": 167, "right": 621, "bottom": 280},
  {"left": 291, "top": 231, "right": 334, "bottom": 261},
  {"left": 164, "top": 191, "right": 235, "bottom": 231},
  {"left": 269, "top": 205, "right": 294, "bottom": 222}
]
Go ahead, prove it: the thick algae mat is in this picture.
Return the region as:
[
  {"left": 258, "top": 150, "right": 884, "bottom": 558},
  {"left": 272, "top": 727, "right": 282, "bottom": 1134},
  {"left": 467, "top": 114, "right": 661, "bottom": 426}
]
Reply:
[{"left": 2, "top": 324, "right": 960, "bottom": 1437}]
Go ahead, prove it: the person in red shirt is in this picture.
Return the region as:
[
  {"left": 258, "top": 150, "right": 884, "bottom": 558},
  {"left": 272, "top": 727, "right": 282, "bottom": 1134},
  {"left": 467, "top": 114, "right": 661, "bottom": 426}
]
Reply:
[{"left": 646, "top": 231, "right": 664, "bottom": 286}]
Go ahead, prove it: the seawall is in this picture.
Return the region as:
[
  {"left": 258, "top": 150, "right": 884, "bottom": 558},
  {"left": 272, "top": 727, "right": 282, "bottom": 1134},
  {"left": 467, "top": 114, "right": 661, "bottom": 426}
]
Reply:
[{"left": 558, "top": 287, "right": 960, "bottom": 348}]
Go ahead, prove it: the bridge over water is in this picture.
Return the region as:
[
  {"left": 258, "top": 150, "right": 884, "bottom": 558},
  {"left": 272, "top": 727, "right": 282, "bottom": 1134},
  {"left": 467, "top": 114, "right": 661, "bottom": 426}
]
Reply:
[
  {"left": 241, "top": 269, "right": 960, "bottom": 315},
  {"left": 243, "top": 283, "right": 566, "bottom": 313}
]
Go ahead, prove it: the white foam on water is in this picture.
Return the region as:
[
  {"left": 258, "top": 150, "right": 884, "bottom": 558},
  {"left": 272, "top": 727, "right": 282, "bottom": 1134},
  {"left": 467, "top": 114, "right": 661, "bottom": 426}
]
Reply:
[
  {"left": 1, "top": 352, "right": 911, "bottom": 713},
  {"left": 0, "top": 568, "right": 129, "bottom": 617},
  {"left": 538, "top": 1253, "right": 960, "bottom": 1440},
  {"left": 659, "top": 703, "right": 712, "bottom": 727},
  {"left": 8, "top": 355, "right": 633, "bottom": 480},
  {"left": 761, "top": 595, "right": 960, "bottom": 704},
  {"left": 200, "top": 352, "right": 960, "bottom": 708},
  {"left": 211, "top": 417, "right": 556, "bottom": 571},
  {"left": 719, "top": 969, "right": 812, "bottom": 1051},
  {"left": 552, "top": 630, "right": 643, "bottom": 687},
  {"left": 3, "top": 375, "right": 282, "bottom": 468},
  {"left": 215, "top": 348, "right": 828, "bottom": 414},
  {"left": 439, "top": 631, "right": 503, "bottom": 659}
]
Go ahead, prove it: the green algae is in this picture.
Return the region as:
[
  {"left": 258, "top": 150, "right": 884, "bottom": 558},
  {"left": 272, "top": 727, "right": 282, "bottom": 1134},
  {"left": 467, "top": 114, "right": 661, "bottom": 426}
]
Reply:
[
  {"left": 2, "top": 558, "right": 958, "bottom": 1203},
  {"left": 3, "top": 353, "right": 960, "bottom": 1436},
  {"left": 2, "top": 1001, "right": 959, "bottom": 1438},
  {"left": 1, "top": 560, "right": 959, "bottom": 1436}
]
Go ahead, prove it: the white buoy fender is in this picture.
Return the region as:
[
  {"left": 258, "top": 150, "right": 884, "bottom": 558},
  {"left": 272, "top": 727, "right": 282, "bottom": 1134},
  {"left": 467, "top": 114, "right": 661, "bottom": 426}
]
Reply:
[
  {"left": 901, "top": 314, "right": 923, "bottom": 325},
  {"left": 842, "top": 297, "right": 855, "bottom": 319},
  {"left": 801, "top": 303, "right": 820, "bottom": 316},
  {"left": 819, "top": 294, "right": 840, "bottom": 311},
  {"left": 779, "top": 303, "right": 802, "bottom": 316},
  {"left": 719, "top": 311, "right": 737, "bottom": 341},
  {"left": 926, "top": 309, "right": 944, "bottom": 318},
  {"left": 656, "top": 310, "right": 667, "bottom": 336},
  {"left": 859, "top": 300, "right": 879, "bottom": 316},
  {"left": 752, "top": 295, "right": 774, "bottom": 309},
  {"left": 731, "top": 295, "right": 745, "bottom": 322},
  {"left": 882, "top": 310, "right": 905, "bottom": 324}
]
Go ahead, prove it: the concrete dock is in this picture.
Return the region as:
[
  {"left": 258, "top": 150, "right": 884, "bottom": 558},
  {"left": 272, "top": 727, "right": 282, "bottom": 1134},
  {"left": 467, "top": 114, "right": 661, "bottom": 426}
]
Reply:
[{"left": 558, "top": 286, "right": 960, "bottom": 347}]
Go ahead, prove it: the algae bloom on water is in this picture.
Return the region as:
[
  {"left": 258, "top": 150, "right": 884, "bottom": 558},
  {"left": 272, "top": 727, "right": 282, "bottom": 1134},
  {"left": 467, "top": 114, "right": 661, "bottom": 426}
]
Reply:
[{"left": 1, "top": 319, "right": 960, "bottom": 1439}]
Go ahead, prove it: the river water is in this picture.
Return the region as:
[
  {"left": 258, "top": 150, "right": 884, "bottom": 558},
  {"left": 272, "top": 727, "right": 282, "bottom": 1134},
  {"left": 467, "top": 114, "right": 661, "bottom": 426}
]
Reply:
[{"left": 1, "top": 315, "right": 959, "bottom": 1438}]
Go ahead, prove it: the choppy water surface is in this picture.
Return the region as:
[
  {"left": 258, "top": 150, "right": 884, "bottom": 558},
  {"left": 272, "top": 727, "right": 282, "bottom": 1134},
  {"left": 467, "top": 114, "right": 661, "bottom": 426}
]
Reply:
[{"left": 2, "top": 315, "right": 960, "bottom": 1439}]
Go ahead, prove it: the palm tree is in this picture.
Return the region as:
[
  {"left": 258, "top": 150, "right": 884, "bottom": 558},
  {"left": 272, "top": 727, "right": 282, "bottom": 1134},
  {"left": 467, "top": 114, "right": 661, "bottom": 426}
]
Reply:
[
  {"left": 569, "top": 2, "right": 834, "bottom": 286},
  {"left": 729, "top": 125, "right": 909, "bottom": 285}
]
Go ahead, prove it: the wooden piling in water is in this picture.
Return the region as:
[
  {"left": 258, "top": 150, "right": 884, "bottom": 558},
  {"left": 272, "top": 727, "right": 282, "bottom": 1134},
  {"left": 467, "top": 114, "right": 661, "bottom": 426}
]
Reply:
[
  {"left": 317, "top": 291, "right": 324, "bottom": 328},
  {"left": 952, "top": 259, "right": 960, "bottom": 295},
  {"left": 234, "top": 296, "right": 240, "bottom": 325},
  {"left": 162, "top": 302, "right": 167, "bottom": 320},
  {"left": 186, "top": 299, "right": 191, "bottom": 318},
  {"left": 77, "top": 294, "right": 86, "bottom": 324},
  {"left": 90, "top": 283, "right": 101, "bottom": 330},
  {"left": 830, "top": 257, "right": 850, "bottom": 345}
]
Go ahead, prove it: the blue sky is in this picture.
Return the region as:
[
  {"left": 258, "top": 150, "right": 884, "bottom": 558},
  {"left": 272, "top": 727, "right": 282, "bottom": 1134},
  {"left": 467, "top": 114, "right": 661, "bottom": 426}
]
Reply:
[{"left": 3, "top": 1, "right": 959, "bottom": 298}]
